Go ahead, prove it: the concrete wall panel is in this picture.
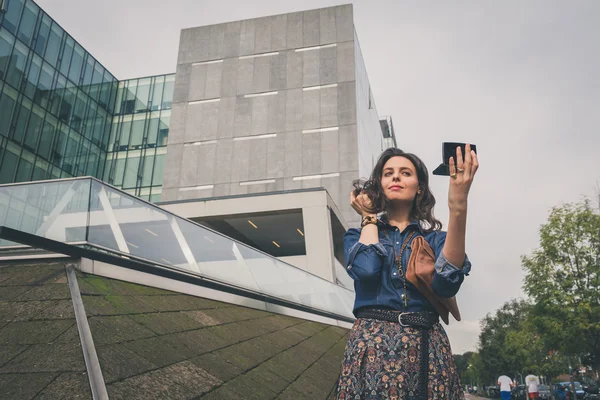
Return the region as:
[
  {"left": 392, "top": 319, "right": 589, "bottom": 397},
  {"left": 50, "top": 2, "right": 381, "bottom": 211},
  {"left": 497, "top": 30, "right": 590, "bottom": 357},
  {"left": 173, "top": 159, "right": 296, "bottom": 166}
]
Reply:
[
  {"left": 319, "top": 8, "right": 337, "bottom": 44},
  {"left": 302, "top": 133, "right": 321, "bottom": 175},
  {"left": 217, "top": 97, "right": 236, "bottom": 139},
  {"left": 234, "top": 97, "right": 253, "bottom": 137},
  {"left": 320, "top": 85, "right": 338, "bottom": 127},
  {"left": 286, "top": 12, "right": 303, "bottom": 49},
  {"left": 239, "top": 19, "right": 256, "bottom": 56},
  {"left": 223, "top": 21, "right": 241, "bottom": 58},
  {"left": 271, "top": 14, "right": 288, "bottom": 51},
  {"left": 302, "top": 89, "right": 320, "bottom": 130},
  {"left": 220, "top": 58, "right": 239, "bottom": 97},
  {"left": 209, "top": 24, "right": 225, "bottom": 60},
  {"left": 254, "top": 17, "right": 272, "bottom": 54},
  {"left": 303, "top": 10, "right": 320, "bottom": 48}
]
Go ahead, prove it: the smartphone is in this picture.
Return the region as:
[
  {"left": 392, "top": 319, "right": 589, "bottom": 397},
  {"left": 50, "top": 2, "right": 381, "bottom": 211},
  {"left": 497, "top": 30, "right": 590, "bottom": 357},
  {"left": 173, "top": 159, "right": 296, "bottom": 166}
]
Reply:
[
  {"left": 433, "top": 142, "right": 478, "bottom": 176},
  {"left": 443, "top": 142, "right": 477, "bottom": 166}
]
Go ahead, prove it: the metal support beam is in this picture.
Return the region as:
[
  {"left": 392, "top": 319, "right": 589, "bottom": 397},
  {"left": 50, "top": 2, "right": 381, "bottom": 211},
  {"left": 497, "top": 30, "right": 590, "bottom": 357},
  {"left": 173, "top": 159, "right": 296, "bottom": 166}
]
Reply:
[
  {"left": 168, "top": 215, "right": 201, "bottom": 273},
  {"left": 66, "top": 264, "right": 109, "bottom": 400},
  {"left": 97, "top": 186, "right": 130, "bottom": 254}
]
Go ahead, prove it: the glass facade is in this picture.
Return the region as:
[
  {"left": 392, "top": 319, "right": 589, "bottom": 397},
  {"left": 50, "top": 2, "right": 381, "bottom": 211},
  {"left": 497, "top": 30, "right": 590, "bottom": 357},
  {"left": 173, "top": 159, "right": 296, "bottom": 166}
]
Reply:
[
  {"left": 0, "top": 0, "right": 118, "bottom": 185},
  {"left": 103, "top": 74, "right": 174, "bottom": 202}
]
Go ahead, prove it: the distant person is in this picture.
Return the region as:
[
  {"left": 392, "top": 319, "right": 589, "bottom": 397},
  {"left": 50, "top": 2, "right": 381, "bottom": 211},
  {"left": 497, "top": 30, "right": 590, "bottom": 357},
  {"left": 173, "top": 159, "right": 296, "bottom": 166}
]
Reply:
[
  {"left": 525, "top": 373, "right": 540, "bottom": 399},
  {"left": 333, "top": 146, "right": 479, "bottom": 399},
  {"left": 498, "top": 374, "right": 514, "bottom": 400}
]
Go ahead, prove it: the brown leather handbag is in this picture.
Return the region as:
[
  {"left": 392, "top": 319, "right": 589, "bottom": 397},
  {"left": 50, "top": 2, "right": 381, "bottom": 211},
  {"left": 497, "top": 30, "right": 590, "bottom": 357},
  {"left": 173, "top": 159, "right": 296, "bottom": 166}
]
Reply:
[{"left": 406, "top": 235, "right": 461, "bottom": 325}]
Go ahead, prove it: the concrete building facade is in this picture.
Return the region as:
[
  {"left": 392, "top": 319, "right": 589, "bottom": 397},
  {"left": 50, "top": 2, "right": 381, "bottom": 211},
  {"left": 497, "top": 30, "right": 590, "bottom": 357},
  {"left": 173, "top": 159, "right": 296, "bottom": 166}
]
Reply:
[{"left": 162, "top": 5, "right": 394, "bottom": 227}]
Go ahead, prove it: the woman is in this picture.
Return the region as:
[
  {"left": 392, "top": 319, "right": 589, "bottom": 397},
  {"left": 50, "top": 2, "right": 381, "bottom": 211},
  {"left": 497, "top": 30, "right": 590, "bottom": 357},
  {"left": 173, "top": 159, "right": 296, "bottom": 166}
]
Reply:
[{"left": 334, "top": 145, "right": 479, "bottom": 399}]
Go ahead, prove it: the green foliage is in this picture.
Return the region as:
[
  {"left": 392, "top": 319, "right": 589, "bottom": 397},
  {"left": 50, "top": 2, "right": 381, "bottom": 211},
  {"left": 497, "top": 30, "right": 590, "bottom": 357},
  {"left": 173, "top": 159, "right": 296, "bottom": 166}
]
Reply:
[{"left": 522, "top": 199, "right": 600, "bottom": 370}]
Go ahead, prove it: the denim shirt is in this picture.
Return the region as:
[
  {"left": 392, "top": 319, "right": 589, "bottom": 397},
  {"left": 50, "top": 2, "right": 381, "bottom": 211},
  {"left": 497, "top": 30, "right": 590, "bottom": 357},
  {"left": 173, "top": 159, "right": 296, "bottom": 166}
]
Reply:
[{"left": 344, "top": 219, "right": 472, "bottom": 316}]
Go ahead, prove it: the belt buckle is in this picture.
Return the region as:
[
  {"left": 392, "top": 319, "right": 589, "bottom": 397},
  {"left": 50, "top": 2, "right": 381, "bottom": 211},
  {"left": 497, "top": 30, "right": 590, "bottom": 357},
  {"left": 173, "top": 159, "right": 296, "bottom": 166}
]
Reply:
[{"left": 397, "top": 312, "right": 408, "bottom": 327}]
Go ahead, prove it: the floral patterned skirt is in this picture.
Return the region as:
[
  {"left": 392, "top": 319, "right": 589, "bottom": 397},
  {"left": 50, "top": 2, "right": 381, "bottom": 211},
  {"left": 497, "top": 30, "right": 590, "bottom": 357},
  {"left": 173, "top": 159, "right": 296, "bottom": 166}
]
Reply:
[{"left": 334, "top": 318, "right": 464, "bottom": 400}]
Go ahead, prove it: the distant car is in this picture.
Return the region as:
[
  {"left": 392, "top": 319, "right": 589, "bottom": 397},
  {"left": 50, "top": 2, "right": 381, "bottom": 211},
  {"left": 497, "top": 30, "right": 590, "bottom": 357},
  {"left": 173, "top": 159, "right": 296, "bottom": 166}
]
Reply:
[
  {"left": 486, "top": 385, "right": 500, "bottom": 398},
  {"left": 512, "top": 384, "right": 527, "bottom": 400},
  {"left": 555, "top": 382, "right": 586, "bottom": 399},
  {"left": 538, "top": 384, "right": 551, "bottom": 400}
]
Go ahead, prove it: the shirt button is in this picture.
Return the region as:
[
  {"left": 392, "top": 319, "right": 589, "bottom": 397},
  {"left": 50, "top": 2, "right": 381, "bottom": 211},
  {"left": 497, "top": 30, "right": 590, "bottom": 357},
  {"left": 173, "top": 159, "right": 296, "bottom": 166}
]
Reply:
[
  {"left": 393, "top": 272, "right": 397, "bottom": 276},
  {"left": 396, "top": 242, "right": 399, "bottom": 245}
]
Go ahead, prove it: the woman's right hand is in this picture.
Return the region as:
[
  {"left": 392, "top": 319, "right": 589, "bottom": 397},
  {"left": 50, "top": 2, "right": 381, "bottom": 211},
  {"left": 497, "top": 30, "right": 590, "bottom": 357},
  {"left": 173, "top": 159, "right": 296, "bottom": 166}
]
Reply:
[{"left": 350, "top": 191, "right": 375, "bottom": 217}]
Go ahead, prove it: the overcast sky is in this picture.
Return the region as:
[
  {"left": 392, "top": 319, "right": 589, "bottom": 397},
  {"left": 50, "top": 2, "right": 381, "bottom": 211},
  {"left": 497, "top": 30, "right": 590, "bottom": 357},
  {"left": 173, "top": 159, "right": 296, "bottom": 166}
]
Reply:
[{"left": 35, "top": 0, "right": 600, "bottom": 353}]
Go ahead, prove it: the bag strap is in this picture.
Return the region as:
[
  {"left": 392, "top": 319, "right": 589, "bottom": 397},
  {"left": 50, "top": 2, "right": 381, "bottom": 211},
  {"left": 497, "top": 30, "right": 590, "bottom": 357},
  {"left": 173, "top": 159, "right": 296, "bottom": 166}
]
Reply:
[{"left": 382, "top": 229, "right": 417, "bottom": 273}]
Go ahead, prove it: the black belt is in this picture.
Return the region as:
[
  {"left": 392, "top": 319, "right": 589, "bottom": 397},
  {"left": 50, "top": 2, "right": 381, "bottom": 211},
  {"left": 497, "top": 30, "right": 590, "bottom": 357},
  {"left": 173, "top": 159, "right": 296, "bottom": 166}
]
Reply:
[
  {"left": 356, "top": 308, "right": 439, "bottom": 329},
  {"left": 356, "top": 308, "right": 438, "bottom": 399}
]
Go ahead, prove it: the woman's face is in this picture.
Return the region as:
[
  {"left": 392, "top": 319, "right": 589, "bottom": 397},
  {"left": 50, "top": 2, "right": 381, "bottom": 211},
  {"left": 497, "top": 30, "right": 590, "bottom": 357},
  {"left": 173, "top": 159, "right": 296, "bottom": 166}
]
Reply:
[{"left": 380, "top": 156, "right": 419, "bottom": 203}]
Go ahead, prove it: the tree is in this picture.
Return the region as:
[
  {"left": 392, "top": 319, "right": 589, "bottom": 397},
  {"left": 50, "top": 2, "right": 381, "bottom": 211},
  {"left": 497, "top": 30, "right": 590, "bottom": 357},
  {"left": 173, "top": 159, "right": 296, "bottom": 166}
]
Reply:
[
  {"left": 522, "top": 199, "right": 600, "bottom": 375},
  {"left": 454, "top": 351, "right": 475, "bottom": 383},
  {"left": 478, "top": 299, "right": 530, "bottom": 384},
  {"left": 477, "top": 299, "right": 567, "bottom": 385}
]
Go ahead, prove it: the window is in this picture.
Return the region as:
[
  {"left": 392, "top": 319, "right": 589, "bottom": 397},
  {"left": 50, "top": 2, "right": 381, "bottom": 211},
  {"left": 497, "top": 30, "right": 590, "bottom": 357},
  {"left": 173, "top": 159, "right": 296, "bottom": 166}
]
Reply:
[
  {"left": 2, "top": 0, "right": 25, "bottom": 35},
  {"left": 34, "top": 15, "right": 52, "bottom": 56},
  {"left": 0, "top": 29, "right": 15, "bottom": 81},
  {"left": 45, "top": 23, "right": 63, "bottom": 67},
  {"left": 6, "top": 40, "right": 28, "bottom": 89},
  {"left": 17, "top": 0, "right": 39, "bottom": 46}
]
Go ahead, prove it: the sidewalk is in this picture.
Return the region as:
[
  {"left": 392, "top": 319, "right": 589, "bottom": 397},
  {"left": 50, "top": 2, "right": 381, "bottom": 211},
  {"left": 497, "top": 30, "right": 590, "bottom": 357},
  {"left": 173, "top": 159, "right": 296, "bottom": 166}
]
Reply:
[{"left": 465, "top": 394, "right": 488, "bottom": 400}]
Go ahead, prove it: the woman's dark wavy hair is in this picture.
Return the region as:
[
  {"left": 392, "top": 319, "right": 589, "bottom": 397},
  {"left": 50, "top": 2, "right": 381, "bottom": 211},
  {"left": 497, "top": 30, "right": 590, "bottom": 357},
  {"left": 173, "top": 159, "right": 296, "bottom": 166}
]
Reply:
[{"left": 353, "top": 148, "right": 442, "bottom": 232}]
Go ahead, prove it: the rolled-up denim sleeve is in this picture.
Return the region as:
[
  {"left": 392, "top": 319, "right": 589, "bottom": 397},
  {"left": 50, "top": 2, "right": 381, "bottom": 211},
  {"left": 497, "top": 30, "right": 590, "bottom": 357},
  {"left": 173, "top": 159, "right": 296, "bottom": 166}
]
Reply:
[
  {"left": 344, "top": 228, "right": 387, "bottom": 281},
  {"left": 430, "top": 231, "right": 472, "bottom": 298}
]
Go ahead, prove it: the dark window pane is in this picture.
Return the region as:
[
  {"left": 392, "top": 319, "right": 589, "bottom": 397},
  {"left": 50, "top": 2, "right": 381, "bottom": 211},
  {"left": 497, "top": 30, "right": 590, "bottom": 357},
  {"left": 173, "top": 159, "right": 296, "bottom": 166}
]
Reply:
[
  {"left": 71, "top": 90, "right": 87, "bottom": 132},
  {"left": 68, "top": 43, "right": 84, "bottom": 84},
  {"left": 77, "top": 140, "right": 89, "bottom": 175},
  {"left": 50, "top": 74, "right": 66, "bottom": 115},
  {"left": 0, "top": 29, "right": 15, "bottom": 81},
  {"left": 0, "top": 144, "right": 19, "bottom": 183},
  {"left": 0, "top": 88, "right": 17, "bottom": 137},
  {"left": 59, "top": 37, "right": 74, "bottom": 77},
  {"left": 17, "top": 1, "right": 38, "bottom": 46},
  {"left": 32, "top": 159, "right": 49, "bottom": 181},
  {"left": 83, "top": 101, "right": 96, "bottom": 139},
  {"left": 24, "top": 107, "right": 43, "bottom": 151},
  {"left": 35, "top": 61, "right": 53, "bottom": 107},
  {"left": 51, "top": 125, "right": 68, "bottom": 166},
  {"left": 6, "top": 41, "right": 28, "bottom": 89},
  {"left": 89, "top": 62, "right": 103, "bottom": 101},
  {"left": 2, "top": 0, "right": 24, "bottom": 35},
  {"left": 38, "top": 114, "right": 57, "bottom": 160},
  {"left": 15, "top": 153, "right": 34, "bottom": 182},
  {"left": 13, "top": 98, "right": 32, "bottom": 144},
  {"left": 45, "top": 23, "right": 62, "bottom": 67},
  {"left": 24, "top": 54, "right": 42, "bottom": 99},
  {"left": 34, "top": 15, "right": 52, "bottom": 56},
  {"left": 82, "top": 55, "right": 94, "bottom": 91},
  {"left": 59, "top": 87, "right": 75, "bottom": 123},
  {"left": 62, "top": 131, "right": 80, "bottom": 174}
]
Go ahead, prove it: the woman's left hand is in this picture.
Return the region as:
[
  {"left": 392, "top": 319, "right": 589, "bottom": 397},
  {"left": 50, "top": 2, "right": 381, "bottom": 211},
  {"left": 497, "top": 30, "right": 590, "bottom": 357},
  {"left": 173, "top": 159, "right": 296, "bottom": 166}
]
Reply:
[{"left": 448, "top": 143, "right": 479, "bottom": 211}]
